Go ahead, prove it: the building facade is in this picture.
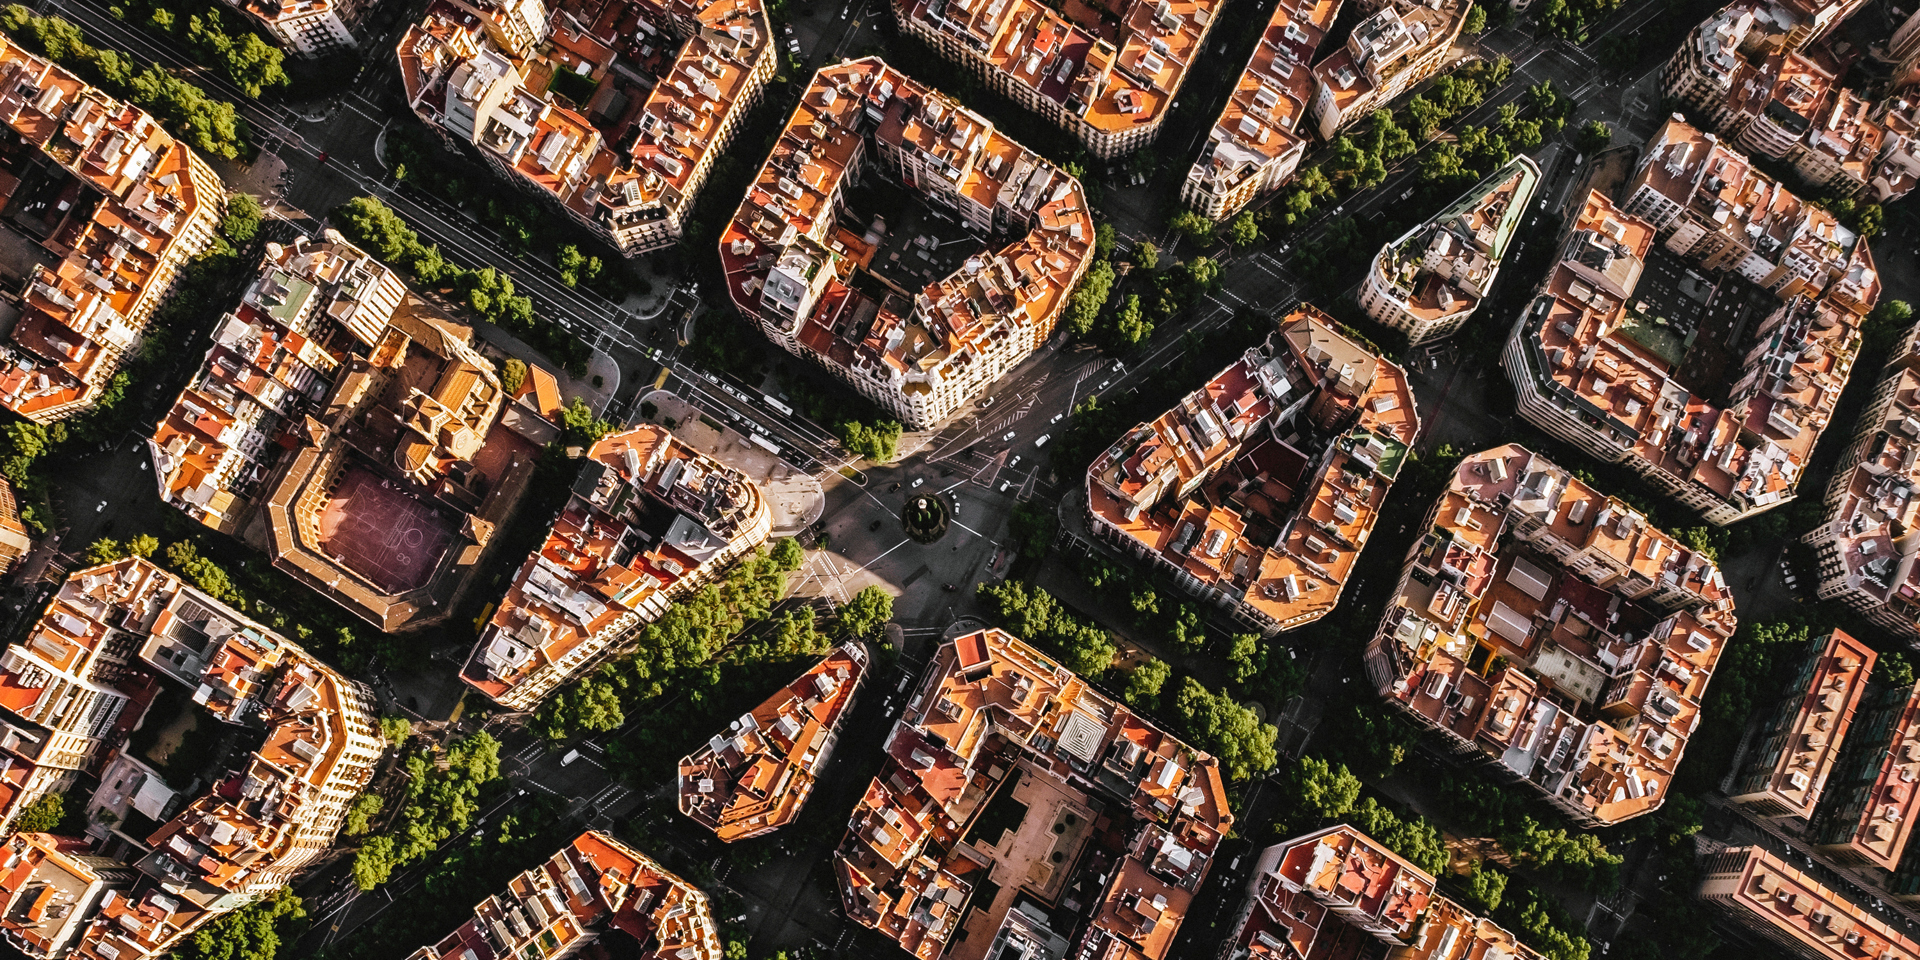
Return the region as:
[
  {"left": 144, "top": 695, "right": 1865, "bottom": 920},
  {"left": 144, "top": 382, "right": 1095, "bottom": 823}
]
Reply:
[
  {"left": 1308, "top": 0, "right": 1468, "bottom": 140},
  {"left": 1503, "top": 180, "right": 1868, "bottom": 526},
  {"left": 1698, "top": 846, "right": 1920, "bottom": 960},
  {"left": 677, "top": 644, "right": 867, "bottom": 840},
  {"left": 0, "top": 556, "right": 380, "bottom": 960},
  {"left": 1727, "top": 629, "right": 1874, "bottom": 819},
  {"left": 892, "top": 0, "right": 1221, "bottom": 158}
]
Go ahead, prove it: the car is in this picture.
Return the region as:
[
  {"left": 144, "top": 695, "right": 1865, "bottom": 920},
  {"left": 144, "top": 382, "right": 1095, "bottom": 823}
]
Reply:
[
  {"left": 1002, "top": 431, "right": 1016, "bottom": 441},
  {"left": 1009, "top": 456, "right": 1022, "bottom": 467},
  {"left": 1098, "top": 380, "right": 1110, "bottom": 390},
  {"left": 1035, "top": 434, "right": 1050, "bottom": 447},
  {"left": 890, "top": 482, "right": 901, "bottom": 491},
  {"left": 95, "top": 500, "right": 106, "bottom": 513},
  {"left": 943, "top": 583, "right": 956, "bottom": 592},
  {"left": 999, "top": 481, "right": 1011, "bottom": 492},
  {"left": 979, "top": 396, "right": 996, "bottom": 408},
  {"left": 788, "top": 38, "right": 801, "bottom": 54},
  {"left": 1050, "top": 413, "right": 1063, "bottom": 423},
  {"left": 911, "top": 477, "right": 925, "bottom": 488},
  {"left": 783, "top": 22, "right": 793, "bottom": 33}
]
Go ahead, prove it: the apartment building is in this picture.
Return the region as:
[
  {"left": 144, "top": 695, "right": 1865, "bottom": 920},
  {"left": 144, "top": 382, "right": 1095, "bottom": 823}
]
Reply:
[
  {"left": 1664, "top": 0, "right": 1920, "bottom": 202},
  {"left": 1363, "top": 445, "right": 1737, "bottom": 828},
  {"left": 1698, "top": 846, "right": 1920, "bottom": 960},
  {"left": 1179, "top": 0, "right": 1340, "bottom": 220},
  {"left": 892, "top": 0, "right": 1219, "bottom": 159},
  {"left": 678, "top": 644, "right": 867, "bottom": 840},
  {"left": 149, "top": 231, "right": 552, "bottom": 633},
  {"left": 1622, "top": 119, "right": 1879, "bottom": 312},
  {"left": 399, "top": 0, "right": 774, "bottom": 255},
  {"left": 1219, "top": 824, "right": 1545, "bottom": 960},
  {"left": 1729, "top": 629, "right": 1874, "bottom": 819},
  {"left": 0, "top": 556, "right": 379, "bottom": 960},
  {"left": 408, "top": 831, "right": 721, "bottom": 960},
  {"left": 1085, "top": 305, "right": 1417, "bottom": 637},
  {"left": 1503, "top": 187, "right": 1866, "bottom": 525},
  {"left": 835, "top": 629, "right": 1232, "bottom": 960},
  {"left": 1806, "top": 342, "right": 1920, "bottom": 640},
  {"left": 0, "top": 561, "right": 167, "bottom": 836},
  {"left": 0, "top": 834, "right": 138, "bottom": 959},
  {"left": 150, "top": 232, "right": 406, "bottom": 536},
  {"left": 1358, "top": 156, "right": 1539, "bottom": 344},
  {"left": 720, "top": 58, "right": 1095, "bottom": 430},
  {"left": 1808, "top": 680, "right": 1920, "bottom": 871},
  {"left": 238, "top": 0, "right": 372, "bottom": 55},
  {"left": 463, "top": 426, "right": 770, "bottom": 710},
  {"left": 1309, "top": 0, "right": 1468, "bottom": 140},
  {"left": 0, "top": 38, "right": 224, "bottom": 423}
]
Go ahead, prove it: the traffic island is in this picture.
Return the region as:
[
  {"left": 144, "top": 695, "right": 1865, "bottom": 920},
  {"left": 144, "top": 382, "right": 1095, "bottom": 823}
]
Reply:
[{"left": 902, "top": 495, "right": 949, "bottom": 544}]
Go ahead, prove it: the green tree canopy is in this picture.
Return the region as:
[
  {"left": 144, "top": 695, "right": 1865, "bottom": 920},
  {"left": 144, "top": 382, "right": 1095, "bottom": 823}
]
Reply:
[{"left": 838, "top": 586, "right": 894, "bottom": 641}]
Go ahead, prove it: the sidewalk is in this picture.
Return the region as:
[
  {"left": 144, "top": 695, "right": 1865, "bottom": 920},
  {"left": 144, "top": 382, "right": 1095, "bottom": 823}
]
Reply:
[{"left": 643, "top": 389, "right": 825, "bottom": 536}]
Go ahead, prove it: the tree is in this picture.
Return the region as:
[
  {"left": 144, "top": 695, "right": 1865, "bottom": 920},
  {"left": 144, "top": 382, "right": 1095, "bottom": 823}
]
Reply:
[
  {"left": 1368, "top": 109, "right": 1416, "bottom": 161},
  {"left": 1183, "top": 256, "right": 1221, "bottom": 293},
  {"left": 1226, "top": 633, "right": 1261, "bottom": 684},
  {"left": 543, "top": 676, "right": 625, "bottom": 735},
  {"left": 1462, "top": 860, "right": 1507, "bottom": 913},
  {"left": 1172, "top": 679, "right": 1278, "bottom": 780},
  {"left": 344, "top": 794, "right": 383, "bottom": 836},
  {"left": 1112, "top": 293, "right": 1152, "bottom": 346},
  {"left": 222, "top": 193, "right": 262, "bottom": 246},
  {"left": 1226, "top": 210, "right": 1260, "bottom": 247},
  {"left": 1065, "top": 260, "right": 1117, "bottom": 336},
  {"left": 1575, "top": 120, "right": 1613, "bottom": 155},
  {"left": 175, "top": 886, "right": 304, "bottom": 960},
  {"left": 379, "top": 716, "right": 411, "bottom": 744},
  {"left": 1009, "top": 502, "right": 1056, "bottom": 560},
  {"left": 557, "top": 397, "right": 610, "bottom": 446},
  {"left": 841, "top": 419, "right": 902, "bottom": 462},
  {"left": 1169, "top": 210, "right": 1214, "bottom": 245},
  {"left": 838, "top": 586, "right": 893, "bottom": 641},
  {"left": 1283, "top": 756, "right": 1360, "bottom": 826},
  {"left": 640, "top": 400, "right": 659, "bottom": 420},
  {"left": 85, "top": 537, "right": 126, "bottom": 564},
  {"left": 351, "top": 835, "right": 398, "bottom": 890},
  {"left": 499, "top": 358, "right": 528, "bottom": 394},
  {"left": 1463, "top": 2, "right": 1486, "bottom": 32},
  {"left": 1124, "top": 658, "right": 1170, "bottom": 708},
  {"left": 1094, "top": 222, "right": 1116, "bottom": 260},
  {"left": 770, "top": 538, "right": 805, "bottom": 572},
  {"left": 1134, "top": 241, "right": 1159, "bottom": 271},
  {"left": 128, "top": 534, "right": 159, "bottom": 558},
  {"left": 13, "top": 793, "right": 64, "bottom": 833},
  {"left": 1166, "top": 602, "right": 1206, "bottom": 653}
]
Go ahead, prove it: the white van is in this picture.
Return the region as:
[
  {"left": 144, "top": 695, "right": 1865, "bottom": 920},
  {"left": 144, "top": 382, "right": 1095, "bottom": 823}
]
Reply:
[{"left": 1035, "top": 434, "right": 1050, "bottom": 447}]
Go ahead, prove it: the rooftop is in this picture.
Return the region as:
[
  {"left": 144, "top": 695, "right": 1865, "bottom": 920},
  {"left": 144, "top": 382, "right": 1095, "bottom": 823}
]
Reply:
[
  {"left": 835, "top": 628, "right": 1232, "bottom": 960},
  {"left": 1701, "top": 846, "right": 1920, "bottom": 960},
  {"left": 719, "top": 58, "right": 1095, "bottom": 419},
  {"left": 462, "top": 424, "right": 768, "bottom": 706},
  {"left": 0, "top": 37, "right": 218, "bottom": 421},
  {"left": 1087, "top": 304, "right": 1417, "bottom": 632},
  {"left": 409, "top": 831, "right": 721, "bottom": 960},
  {"left": 399, "top": 0, "right": 771, "bottom": 252},
  {"left": 1515, "top": 183, "right": 1864, "bottom": 517},
  {"left": 1369, "top": 444, "right": 1736, "bottom": 826},
  {"left": 1730, "top": 628, "right": 1875, "bottom": 819},
  {"left": 677, "top": 644, "right": 868, "bottom": 840},
  {"left": 1368, "top": 156, "right": 1540, "bottom": 325}
]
